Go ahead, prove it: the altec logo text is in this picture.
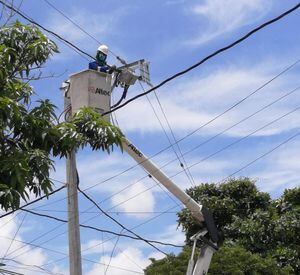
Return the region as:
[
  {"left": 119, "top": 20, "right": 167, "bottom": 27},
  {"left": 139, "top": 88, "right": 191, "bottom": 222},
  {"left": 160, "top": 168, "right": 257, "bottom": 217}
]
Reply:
[
  {"left": 128, "top": 143, "right": 143, "bottom": 158},
  {"left": 88, "top": 86, "right": 111, "bottom": 96}
]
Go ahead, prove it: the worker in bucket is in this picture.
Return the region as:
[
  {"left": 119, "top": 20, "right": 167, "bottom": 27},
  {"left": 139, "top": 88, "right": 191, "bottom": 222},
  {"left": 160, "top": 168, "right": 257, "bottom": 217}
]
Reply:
[{"left": 89, "top": 44, "right": 115, "bottom": 73}]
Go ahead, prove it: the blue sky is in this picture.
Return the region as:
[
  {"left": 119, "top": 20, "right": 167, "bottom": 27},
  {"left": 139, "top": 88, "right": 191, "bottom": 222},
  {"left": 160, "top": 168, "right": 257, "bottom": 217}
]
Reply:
[{"left": 1, "top": 0, "right": 300, "bottom": 274}]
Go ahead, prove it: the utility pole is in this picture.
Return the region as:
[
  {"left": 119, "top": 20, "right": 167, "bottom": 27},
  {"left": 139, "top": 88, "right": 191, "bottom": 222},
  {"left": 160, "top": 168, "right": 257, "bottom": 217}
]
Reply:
[{"left": 65, "top": 96, "right": 82, "bottom": 275}]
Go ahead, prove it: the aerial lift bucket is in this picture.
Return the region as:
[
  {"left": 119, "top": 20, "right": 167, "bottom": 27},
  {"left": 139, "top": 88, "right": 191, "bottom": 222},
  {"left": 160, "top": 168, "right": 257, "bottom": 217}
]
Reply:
[{"left": 67, "top": 69, "right": 112, "bottom": 122}]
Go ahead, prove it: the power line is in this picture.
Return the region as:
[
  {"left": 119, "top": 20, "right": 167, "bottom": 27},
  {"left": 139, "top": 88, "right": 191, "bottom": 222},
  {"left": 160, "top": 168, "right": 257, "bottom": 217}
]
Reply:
[
  {"left": 1, "top": 259, "right": 61, "bottom": 275},
  {"left": 140, "top": 80, "right": 196, "bottom": 187},
  {"left": 105, "top": 229, "right": 122, "bottom": 275},
  {"left": 219, "top": 130, "right": 300, "bottom": 183},
  {"left": 104, "top": 2, "right": 300, "bottom": 115},
  {"left": 0, "top": 235, "right": 144, "bottom": 274},
  {"left": 5, "top": 70, "right": 298, "bottom": 266},
  {"left": 1, "top": 212, "right": 27, "bottom": 263},
  {"left": 41, "top": 0, "right": 127, "bottom": 65},
  {"left": 41, "top": 204, "right": 180, "bottom": 268},
  {"left": 9, "top": 83, "right": 300, "bottom": 261},
  {"left": 24, "top": 59, "right": 299, "bottom": 214},
  {"left": 152, "top": 87, "right": 196, "bottom": 186},
  {"left": 77, "top": 126, "right": 300, "bottom": 259},
  {"left": 77, "top": 186, "right": 169, "bottom": 256},
  {"left": 106, "top": 106, "right": 300, "bottom": 207},
  {"left": 0, "top": 0, "right": 94, "bottom": 61},
  {"left": 20, "top": 208, "right": 183, "bottom": 248},
  {"left": 17, "top": 83, "right": 300, "bottom": 259},
  {"left": 0, "top": 186, "right": 66, "bottom": 219}
]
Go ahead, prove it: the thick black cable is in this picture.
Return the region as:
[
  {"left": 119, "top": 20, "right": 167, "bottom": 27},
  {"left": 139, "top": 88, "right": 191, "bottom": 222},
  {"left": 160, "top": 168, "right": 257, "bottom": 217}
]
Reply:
[
  {"left": 20, "top": 208, "right": 183, "bottom": 248},
  {"left": 0, "top": 0, "right": 95, "bottom": 60},
  {"left": 104, "top": 3, "right": 300, "bottom": 115},
  {"left": 0, "top": 186, "right": 66, "bottom": 219},
  {"left": 77, "top": 186, "right": 169, "bottom": 256}
]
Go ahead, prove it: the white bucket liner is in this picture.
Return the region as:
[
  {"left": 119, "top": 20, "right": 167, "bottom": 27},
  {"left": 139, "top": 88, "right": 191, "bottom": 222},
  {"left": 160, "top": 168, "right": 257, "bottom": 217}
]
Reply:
[{"left": 68, "top": 70, "right": 112, "bottom": 122}]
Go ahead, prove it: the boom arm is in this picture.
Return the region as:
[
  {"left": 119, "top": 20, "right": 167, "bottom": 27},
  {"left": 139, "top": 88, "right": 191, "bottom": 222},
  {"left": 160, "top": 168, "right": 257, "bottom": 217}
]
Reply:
[
  {"left": 122, "top": 137, "right": 204, "bottom": 223},
  {"left": 122, "top": 137, "right": 220, "bottom": 275}
]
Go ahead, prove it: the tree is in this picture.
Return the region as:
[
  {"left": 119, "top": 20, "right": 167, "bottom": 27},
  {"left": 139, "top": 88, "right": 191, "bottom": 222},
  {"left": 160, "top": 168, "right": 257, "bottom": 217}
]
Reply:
[
  {"left": 145, "top": 245, "right": 293, "bottom": 275},
  {"left": 145, "top": 179, "right": 300, "bottom": 274},
  {"left": 0, "top": 21, "right": 123, "bottom": 211}
]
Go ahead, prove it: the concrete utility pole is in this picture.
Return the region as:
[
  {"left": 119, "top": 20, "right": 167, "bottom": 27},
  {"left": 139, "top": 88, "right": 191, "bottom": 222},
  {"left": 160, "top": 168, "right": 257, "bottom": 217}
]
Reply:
[
  {"left": 66, "top": 150, "right": 82, "bottom": 275},
  {"left": 65, "top": 97, "right": 82, "bottom": 275}
]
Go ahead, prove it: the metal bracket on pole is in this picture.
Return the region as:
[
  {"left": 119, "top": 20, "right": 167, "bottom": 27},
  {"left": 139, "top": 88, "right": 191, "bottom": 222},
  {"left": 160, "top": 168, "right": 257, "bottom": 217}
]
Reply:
[{"left": 186, "top": 230, "right": 217, "bottom": 275}]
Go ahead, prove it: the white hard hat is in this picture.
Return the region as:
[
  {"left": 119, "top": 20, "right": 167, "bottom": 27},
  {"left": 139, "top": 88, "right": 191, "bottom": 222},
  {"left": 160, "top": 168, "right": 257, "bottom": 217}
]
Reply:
[{"left": 97, "top": 44, "right": 109, "bottom": 55}]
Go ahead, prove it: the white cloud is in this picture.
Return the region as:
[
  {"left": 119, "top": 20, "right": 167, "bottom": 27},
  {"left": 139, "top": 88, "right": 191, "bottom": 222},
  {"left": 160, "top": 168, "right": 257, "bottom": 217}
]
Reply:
[
  {"left": 84, "top": 224, "right": 185, "bottom": 274},
  {"left": 111, "top": 182, "right": 156, "bottom": 218},
  {"left": 87, "top": 247, "right": 148, "bottom": 275},
  {"left": 187, "top": 0, "right": 272, "bottom": 45},
  {"left": 253, "top": 140, "right": 300, "bottom": 194}
]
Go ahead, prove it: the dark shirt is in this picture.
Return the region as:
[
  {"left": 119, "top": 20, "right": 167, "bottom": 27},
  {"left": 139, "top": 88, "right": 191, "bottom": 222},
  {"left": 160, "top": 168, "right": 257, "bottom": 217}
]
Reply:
[{"left": 88, "top": 61, "right": 110, "bottom": 73}]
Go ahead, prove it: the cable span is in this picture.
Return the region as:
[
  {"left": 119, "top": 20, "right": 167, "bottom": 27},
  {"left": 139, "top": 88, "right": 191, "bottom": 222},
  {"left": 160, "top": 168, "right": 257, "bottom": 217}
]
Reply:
[
  {"left": 0, "top": 0, "right": 95, "bottom": 61},
  {"left": 0, "top": 186, "right": 66, "bottom": 219},
  {"left": 77, "top": 186, "right": 169, "bottom": 256},
  {"left": 20, "top": 208, "right": 183, "bottom": 248},
  {"left": 104, "top": 3, "right": 300, "bottom": 115},
  {"left": 0, "top": 236, "right": 144, "bottom": 274}
]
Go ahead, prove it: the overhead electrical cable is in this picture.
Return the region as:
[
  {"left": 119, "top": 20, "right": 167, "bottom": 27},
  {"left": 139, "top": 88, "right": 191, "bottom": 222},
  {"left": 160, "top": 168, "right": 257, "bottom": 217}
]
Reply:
[
  {"left": 13, "top": 84, "right": 300, "bottom": 260},
  {"left": 219, "top": 130, "right": 300, "bottom": 183},
  {"left": 1, "top": 259, "right": 61, "bottom": 275},
  {"left": 0, "top": 236, "right": 144, "bottom": 274},
  {"left": 104, "top": 2, "right": 300, "bottom": 114},
  {"left": 6, "top": 84, "right": 300, "bottom": 261},
  {"left": 19, "top": 59, "right": 299, "bottom": 214},
  {"left": 77, "top": 186, "right": 169, "bottom": 256},
  {"left": 77, "top": 128, "right": 300, "bottom": 257},
  {"left": 41, "top": 204, "right": 180, "bottom": 268},
  {"left": 139, "top": 80, "right": 196, "bottom": 187},
  {"left": 41, "top": 0, "right": 127, "bottom": 65},
  {"left": 1, "top": 212, "right": 27, "bottom": 264},
  {"left": 0, "top": 186, "right": 66, "bottom": 219},
  {"left": 0, "top": 0, "right": 94, "bottom": 60},
  {"left": 19, "top": 209, "right": 183, "bottom": 248}
]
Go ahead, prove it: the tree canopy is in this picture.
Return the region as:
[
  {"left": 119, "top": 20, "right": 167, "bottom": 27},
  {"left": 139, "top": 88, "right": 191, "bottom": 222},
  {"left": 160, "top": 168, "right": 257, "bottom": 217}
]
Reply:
[
  {"left": 0, "top": 21, "right": 123, "bottom": 211},
  {"left": 145, "top": 178, "right": 300, "bottom": 274}
]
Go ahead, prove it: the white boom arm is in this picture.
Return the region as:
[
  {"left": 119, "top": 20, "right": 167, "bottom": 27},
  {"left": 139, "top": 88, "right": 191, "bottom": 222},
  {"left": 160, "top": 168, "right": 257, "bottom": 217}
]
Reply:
[
  {"left": 122, "top": 137, "right": 204, "bottom": 223},
  {"left": 122, "top": 137, "right": 219, "bottom": 275}
]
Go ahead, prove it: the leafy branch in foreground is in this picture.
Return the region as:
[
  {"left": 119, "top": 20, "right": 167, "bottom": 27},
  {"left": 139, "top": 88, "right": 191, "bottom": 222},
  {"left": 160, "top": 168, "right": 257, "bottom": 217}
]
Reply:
[{"left": 0, "top": 21, "right": 123, "bottom": 210}]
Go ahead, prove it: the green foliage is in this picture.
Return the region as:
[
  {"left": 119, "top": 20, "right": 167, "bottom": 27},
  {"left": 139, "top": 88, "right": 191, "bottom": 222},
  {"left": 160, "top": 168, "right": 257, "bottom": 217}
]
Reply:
[
  {"left": 145, "top": 247, "right": 191, "bottom": 275},
  {"left": 145, "top": 245, "right": 292, "bottom": 275},
  {"left": 146, "top": 180, "right": 300, "bottom": 274},
  {"left": 0, "top": 22, "right": 123, "bottom": 211},
  {"left": 177, "top": 178, "right": 270, "bottom": 241},
  {"left": 209, "top": 245, "right": 293, "bottom": 275}
]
